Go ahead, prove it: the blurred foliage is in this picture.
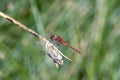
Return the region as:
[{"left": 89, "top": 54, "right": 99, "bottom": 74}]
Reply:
[{"left": 0, "top": 0, "right": 120, "bottom": 80}]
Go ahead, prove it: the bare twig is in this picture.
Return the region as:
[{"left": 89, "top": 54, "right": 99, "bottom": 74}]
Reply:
[
  {"left": 0, "top": 11, "right": 72, "bottom": 68},
  {"left": 0, "top": 11, "right": 46, "bottom": 42}
]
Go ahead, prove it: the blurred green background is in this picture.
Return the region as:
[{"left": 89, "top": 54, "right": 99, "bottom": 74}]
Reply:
[{"left": 0, "top": 0, "right": 120, "bottom": 80}]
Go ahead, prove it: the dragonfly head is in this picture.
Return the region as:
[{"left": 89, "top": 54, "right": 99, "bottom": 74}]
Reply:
[{"left": 50, "top": 35, "right": 56, "bottom": 40}]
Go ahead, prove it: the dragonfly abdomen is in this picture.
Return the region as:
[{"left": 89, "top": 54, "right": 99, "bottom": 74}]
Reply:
[{"left": 66, "top": 44, "right": 81, "bottom": 55}]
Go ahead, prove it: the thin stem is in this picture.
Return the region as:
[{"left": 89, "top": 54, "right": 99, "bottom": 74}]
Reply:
[
  {"left": 0, "top": 11, "right": 47, "bottom": 43},
  {"left": 0, "top": 11, "right": 72, "bottom": 68}
]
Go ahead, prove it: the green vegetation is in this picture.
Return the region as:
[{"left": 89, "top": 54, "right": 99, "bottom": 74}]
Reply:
[{"left": 0, "top": 0, "right": 120, "bottom": 80}]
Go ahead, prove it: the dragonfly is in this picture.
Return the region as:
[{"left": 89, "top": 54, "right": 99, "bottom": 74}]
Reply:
[{"left": 49, "top": 33, "right": 82, "bottom": 55}]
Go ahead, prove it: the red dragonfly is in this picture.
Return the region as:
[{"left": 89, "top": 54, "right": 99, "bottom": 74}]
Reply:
[{"left": 50, "top": 34, "right": 81, "bottom": 55}]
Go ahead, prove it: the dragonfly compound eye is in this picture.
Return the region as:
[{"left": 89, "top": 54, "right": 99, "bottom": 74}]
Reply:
[{"left": 50, "top": 35, "right": 56, "bottom": 40}]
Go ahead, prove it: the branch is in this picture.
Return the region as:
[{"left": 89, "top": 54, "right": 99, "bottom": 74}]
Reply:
[
  {"left": 0, "top": 11, "right": 72, "bottom": 68},
  {"left": 0, "top": 11, "right": 47, "bottom": 43}
]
